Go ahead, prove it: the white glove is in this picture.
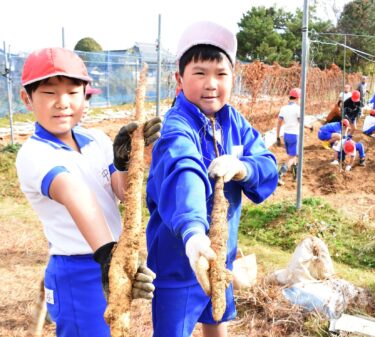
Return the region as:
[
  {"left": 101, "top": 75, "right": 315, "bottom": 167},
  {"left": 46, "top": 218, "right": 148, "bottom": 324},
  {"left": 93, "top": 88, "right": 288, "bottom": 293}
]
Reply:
[
  {"left": 208, "top": 155, "right": 247, "bottom": 182},
  {"left": 345, "top": 165, "right": 352, "bottom": 172},
  {"left": 185, "top": 234, "right": 216, "bottom": 295}
]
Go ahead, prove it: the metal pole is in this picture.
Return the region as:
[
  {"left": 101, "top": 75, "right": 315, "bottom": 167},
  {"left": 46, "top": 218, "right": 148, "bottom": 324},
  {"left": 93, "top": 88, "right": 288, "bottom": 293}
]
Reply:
[
  {"left": 339, "top": 34, "right": 347, "bottom": 169},
  {"left": 156, "top": 14, "right": 161, "bottom": 116},
  {"left": 3, "top": 41, "right": 14, "bottom": 145},
  {"left": 62, "top": 27, "right": 65, "bottom": 48},
  {"left": 107, "top": 50, "right": 110, "bottom": 106},
  {"left": 296, "top": 0, "right": 309, "bottom": 209}
]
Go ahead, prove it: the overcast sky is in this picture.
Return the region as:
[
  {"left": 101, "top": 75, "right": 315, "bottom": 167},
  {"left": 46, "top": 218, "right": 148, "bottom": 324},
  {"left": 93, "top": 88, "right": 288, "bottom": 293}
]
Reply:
[{"left": 1, "top": 0, "right": 350, "bottom": 55}]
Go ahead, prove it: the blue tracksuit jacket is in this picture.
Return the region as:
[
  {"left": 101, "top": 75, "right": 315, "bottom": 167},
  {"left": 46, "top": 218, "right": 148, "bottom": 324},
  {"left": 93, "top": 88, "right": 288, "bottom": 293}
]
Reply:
[
  {"left": 319, "top": 121, "right": 343, "bottom": 134},
  {"left": 146, "top": 93, "right": 278, "bottom": 288}
]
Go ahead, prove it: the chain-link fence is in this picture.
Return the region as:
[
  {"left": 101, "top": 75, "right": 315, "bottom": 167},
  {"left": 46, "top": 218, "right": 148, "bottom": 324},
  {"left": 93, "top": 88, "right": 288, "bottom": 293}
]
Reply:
[{"left": 0, "top": 49, "right": 177, "bottom": 117}]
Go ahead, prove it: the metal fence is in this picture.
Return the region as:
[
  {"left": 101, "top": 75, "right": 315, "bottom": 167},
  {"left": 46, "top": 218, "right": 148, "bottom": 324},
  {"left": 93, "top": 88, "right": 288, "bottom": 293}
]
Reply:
[{"left": 0, "top": 49, "right": 177, "bottom": 117}]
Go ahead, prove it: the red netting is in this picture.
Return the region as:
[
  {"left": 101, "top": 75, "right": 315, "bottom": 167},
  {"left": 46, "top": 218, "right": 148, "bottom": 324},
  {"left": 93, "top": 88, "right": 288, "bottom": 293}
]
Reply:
[{"left": 232, "top": 61, "right": 364, "bottom": 133}]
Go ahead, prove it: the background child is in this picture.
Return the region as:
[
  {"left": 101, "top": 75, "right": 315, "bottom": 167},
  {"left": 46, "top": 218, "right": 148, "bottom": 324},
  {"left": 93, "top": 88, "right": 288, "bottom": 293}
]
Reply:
[
  {"left": 331, "top": 138, "right": 366, "bottom": 171},
  {"left": 145, "top": 21, "right": 278, "bottom": 337},
  {"left": 318, "top": 119, "right": 350, "bottom": 149},
  {"left": 343, "top": 90, "right": 361, "bottom": 135},
  {"left": 82, "top": 84, "right": 102, "bottom": 119},
  {"left": 276, "top": 87, "right": 313, "bottom": 186},
  {"left": 363, "top": 109, "right": 375, "bottom": 137},
  {"left": 16, "top": 47, "right": 161, "bottom": 337},
  {"left": 325, "top": 84, "right": 352, "bottom": 124}
]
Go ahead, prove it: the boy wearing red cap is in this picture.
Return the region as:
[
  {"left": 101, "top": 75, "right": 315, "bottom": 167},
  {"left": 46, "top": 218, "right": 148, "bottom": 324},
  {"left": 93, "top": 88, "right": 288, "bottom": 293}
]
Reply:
[
  {"left": 16, "top": 47, "right": 161, "bottom": 337},
  {"left": 344, "top": 90, "right": 361, "bottom": 136},
  {"left": 331, "top": 138, "right": 366, "bottom": 171},
  {"left": 276, "top": 88, "right": 313, "bottom": 186},
  {"left": 318, "top": 119, "right": 350, "bottom": 150},
  {"left": 145, "top": 21, "right": 278, "bottom": 337},
  {"left": 363, "top": 109, "right": 375, "bottom": 137},
  {"left": 82, "top": 84, "right": 102, "bottom": 119}
]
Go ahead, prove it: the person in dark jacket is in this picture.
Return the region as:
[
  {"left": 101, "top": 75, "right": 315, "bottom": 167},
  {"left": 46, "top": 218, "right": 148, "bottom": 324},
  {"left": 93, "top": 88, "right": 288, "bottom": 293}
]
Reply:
[{"left": 344, "top": 90, "right": 361, "bottom": 136}]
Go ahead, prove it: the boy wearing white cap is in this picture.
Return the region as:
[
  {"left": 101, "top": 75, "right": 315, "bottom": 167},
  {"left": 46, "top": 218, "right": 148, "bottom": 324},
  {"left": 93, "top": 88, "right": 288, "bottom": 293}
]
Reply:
[
  {"left": 16, "top": 47, "right": 161, "bottom": 337},
  {"left": 146, "top": 22, "right": 278, "bottom": 337}
]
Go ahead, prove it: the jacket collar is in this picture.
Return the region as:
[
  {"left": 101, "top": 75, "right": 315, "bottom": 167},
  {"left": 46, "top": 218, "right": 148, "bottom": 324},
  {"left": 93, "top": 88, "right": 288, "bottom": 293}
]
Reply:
[{"left": 173, "top": 91, "right": 230, "bottom": 129}]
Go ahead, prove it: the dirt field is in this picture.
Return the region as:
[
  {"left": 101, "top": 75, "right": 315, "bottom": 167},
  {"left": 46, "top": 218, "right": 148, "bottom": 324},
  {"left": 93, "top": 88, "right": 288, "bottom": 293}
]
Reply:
[{"left": 0, "top": 108, "right": 374, "bottom": 337}]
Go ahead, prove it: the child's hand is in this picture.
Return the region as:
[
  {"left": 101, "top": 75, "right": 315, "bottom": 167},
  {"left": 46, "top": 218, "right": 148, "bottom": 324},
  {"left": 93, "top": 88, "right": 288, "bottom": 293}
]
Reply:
[
  {"left": 113, "top": 123, "right": 137, "bottom": 171},
  {"left": 132, "top": 262, "right": 156, "bottom": 300},
  {"left": 93, "top": 241, "right": 117, "bottom": 299},
  {"left": 113, "top": 117, "right": 162, "bottom": 171},
  {"left": 185, "top": 234, "right": 216, "bottom": 295},
  {"left": 208, "top": 155, "right": 248, "bottom": 182},
  {"left": 144, "top": 116, "right": 162, "bottom": 146}
]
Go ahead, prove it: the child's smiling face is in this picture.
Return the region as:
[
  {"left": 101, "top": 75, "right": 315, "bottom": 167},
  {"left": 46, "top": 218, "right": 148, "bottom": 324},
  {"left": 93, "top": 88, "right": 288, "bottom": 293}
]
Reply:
[
  {"left": 178, "top": 56, "right": 233, "bottom": 116},
  {"left": 22, "top": 76, "right": 85, "bottom": 139}
]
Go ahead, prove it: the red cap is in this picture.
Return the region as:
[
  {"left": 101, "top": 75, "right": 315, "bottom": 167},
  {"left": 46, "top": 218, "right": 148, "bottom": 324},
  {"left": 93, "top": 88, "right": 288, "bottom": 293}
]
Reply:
[
  {"left": 370, "top": 109, "right": 375, "bottom": 116},
  {"left": 22, "top": 47, "right": 92, "bottom": 86},
  {"left": 351, "top": 90, "right": 360, "bottom": 102},
  {"left": 342, "top": 119, "right": 349, "bottom": 127},
  {"left": 289, "top": 88, "right": 301, "bottom": 98},
  {"left": 86, "top": 84, "right": 102, "bottom": 95},
  {"left": 343, "top": 140, "right": 355, "bottom": 154}
]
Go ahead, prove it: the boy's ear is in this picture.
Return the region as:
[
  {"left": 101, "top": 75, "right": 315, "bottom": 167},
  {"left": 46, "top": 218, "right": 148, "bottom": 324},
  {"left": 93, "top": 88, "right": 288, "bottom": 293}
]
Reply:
[
  {"left": 20, "top": 89, "right": 33, "bottom": 111},
  {"left": 175, "top": 71, "right": 182, "bottom": 87}
]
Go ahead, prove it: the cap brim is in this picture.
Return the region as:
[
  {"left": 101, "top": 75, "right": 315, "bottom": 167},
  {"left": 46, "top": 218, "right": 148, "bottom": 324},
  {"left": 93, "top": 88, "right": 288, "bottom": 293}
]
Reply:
[
  {"left": 86, "top": 88, "right": 102, "bottom": 95},
  {"left": 22, "top": 72, "right": 92, "bottom": 86}
]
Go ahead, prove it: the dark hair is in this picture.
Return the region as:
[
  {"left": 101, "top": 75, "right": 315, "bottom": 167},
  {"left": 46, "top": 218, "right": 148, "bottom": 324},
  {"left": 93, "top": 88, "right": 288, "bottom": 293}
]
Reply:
[
  {"left": 178, "top": 44, "right": 232, "bottom": 76},
  {"left": 24, "top": 75, "right": 87, "bottom": 98}
]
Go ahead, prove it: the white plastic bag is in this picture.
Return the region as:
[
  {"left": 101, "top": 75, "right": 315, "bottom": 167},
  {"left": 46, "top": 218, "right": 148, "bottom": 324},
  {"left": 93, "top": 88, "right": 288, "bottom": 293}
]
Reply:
[
  {"left": 232, "top": 253, "right": 257, "bottom": 290},
  {"left": 271, "top": 236, "right": 334, "bottom": 285},
  {"left": 283, "top": 279, "right": 372, "bottom": 319}
]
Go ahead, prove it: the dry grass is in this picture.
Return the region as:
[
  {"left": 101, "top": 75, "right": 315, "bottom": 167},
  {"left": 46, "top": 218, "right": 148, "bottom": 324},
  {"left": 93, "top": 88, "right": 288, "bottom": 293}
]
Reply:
[
  {"left": 0, "top": 198, "right": 52, "bottom": 337},
  {"left": 230, "top": 278, "right": 327, "bottom": 337}
]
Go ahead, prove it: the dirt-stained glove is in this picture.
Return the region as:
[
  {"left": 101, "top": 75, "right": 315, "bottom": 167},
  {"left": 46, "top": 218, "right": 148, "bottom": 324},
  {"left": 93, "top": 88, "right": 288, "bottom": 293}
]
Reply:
[
  {"left": 185, "top": 234, "right": 216, "bottom": 295},
  {"left": 144, "top": 116, "right": 162, "bottom": 146},
  {"left": 113, "top": 117, "right": 162, "bottom": 171},
  {"left": 208, "top": 155, "right": 248, "bottom": 183},
  {"left": 276, "top": 137, "right": 282, "bottom": 146},
  {"left": 93, "top": 241, "right": 116, "bottom": 299},
  {"left": 94, "top": 242, "right": 156, "bottom": 300},
  {"left": 132, "top": 263, "right": 156, "bottom": 300}
]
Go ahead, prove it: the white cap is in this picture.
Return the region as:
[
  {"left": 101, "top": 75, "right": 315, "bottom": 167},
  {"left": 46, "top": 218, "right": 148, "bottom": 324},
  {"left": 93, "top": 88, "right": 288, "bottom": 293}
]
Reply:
[{"left": 176, "top": 21, "right": 237, "bottom": 65}]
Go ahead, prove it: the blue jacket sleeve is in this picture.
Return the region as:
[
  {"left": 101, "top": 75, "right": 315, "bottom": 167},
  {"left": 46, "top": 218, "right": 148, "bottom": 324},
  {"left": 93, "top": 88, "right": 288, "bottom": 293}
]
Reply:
[
  {"left": 148, "top": 125, "right": 212, "bottom": 241},
  {"left": 236, "top": 114, "right": 278, "bottom": 203}
]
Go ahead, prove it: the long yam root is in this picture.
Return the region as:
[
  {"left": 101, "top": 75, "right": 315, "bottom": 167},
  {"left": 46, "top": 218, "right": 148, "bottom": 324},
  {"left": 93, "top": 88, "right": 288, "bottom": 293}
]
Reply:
[
  {"left": 27, "top": 277, "right": 47, "bottom": 337},
  {"left": 104, "top": 63, "right": 148, "bottom": 337},
  {"left": 207, "top": 116, "right": 231, "bottom": 322},
  {"left": 209, "top": 177, "right": 229, "bottom": 322}
]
